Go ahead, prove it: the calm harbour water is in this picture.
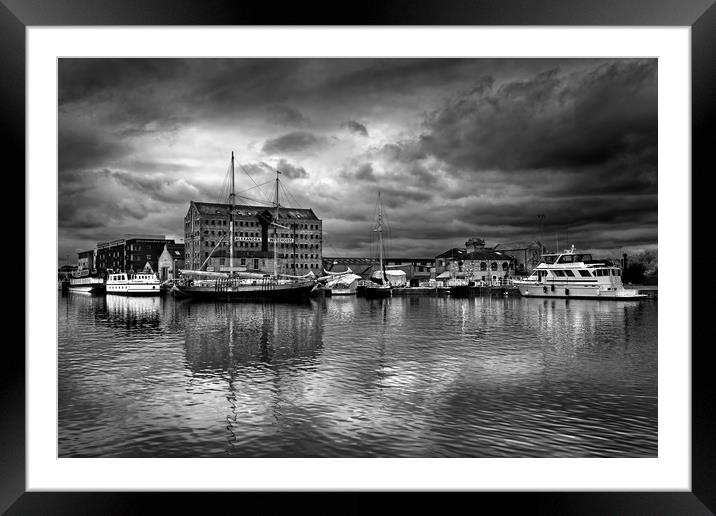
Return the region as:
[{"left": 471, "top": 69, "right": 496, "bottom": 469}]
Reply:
[{"left": 58, "top": 292, "right": 657, "bottom": 458}]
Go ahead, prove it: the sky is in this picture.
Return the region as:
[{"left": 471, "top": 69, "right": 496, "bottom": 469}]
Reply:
[{"left": 58, "top": 58, "right": 657, "bottom": 262}]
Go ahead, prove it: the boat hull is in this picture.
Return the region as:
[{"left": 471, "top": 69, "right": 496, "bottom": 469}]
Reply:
[
  {"left": 364, "top": 286, "right": 392, "bottom": 299},
  {"left": 68, "top": 284, "right": 105, "bottom": 294},
  {"left": 514, "top": 281, "right": 647, "bottom": 300},
  {"left": 173, "top": 281, "right": 316, "bottom": 301},
  {"left": 106, "top": 283, "right": 162, "bottom": 295},
  {"left": 327, "top": 288, "right": 356, "bottom": 296}
]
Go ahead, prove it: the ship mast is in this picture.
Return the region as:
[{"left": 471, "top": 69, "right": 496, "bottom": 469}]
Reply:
[
  {"left": 273, "top": 170, "right": 280, "bottom": 279},
  {"left": 229, "top": 151, "right": 235, "bottom": 273},
  {"left": 376, "top": 192, "right": 386, "bottom": 281}
]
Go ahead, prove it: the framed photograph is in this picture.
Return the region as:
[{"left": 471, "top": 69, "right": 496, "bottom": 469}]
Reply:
[{"left": 6, "top": 0, "right": 713, "bottom": 513}]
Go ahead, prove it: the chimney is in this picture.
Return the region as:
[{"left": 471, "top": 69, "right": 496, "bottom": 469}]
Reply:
[
  {"left": 465, "top": 238, "right": 486, "bottom": 254},
  {"left": 622, "top": 253, "right": 628, "bottom": 270}
]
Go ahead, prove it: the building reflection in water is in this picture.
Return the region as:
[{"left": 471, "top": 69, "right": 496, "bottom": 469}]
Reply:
[
  {"left": 182, "top": 301, "right": 324, "bottom": 372},
  {"left": 181, "top": 301, "right": 325, "bottom": 454}
]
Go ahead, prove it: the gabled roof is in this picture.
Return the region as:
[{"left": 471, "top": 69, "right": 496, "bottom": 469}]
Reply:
[
  {"left": 166, "top": 243, "right": 185, "bottom": 257},
  {"left": 463, "top": 250, "right": 516, "bottom": 261},
  {"left": 435, "top": 248, "right": 467, "bottom": 259},
  {"left": 323, "top": 257, "right": 376, "bottom": 266},
  {"left": 190, "top": 201, "right": 319, "bottom": 221},
  {"left": 494, "top": 241, "right": 542, "bottom": 251}
]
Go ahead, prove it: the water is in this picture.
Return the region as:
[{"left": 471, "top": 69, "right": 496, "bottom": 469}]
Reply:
[{"left": 58, "top": 292, "right": 657, "bottom": 457}]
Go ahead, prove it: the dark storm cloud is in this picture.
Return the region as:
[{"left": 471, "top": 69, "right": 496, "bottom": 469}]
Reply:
[
  {"left": 320, "top": 59, "right": 485, "bottom": 98},
  {"left": 342, "top": 120, "right": 368, "bottom": 137},
  {"left": 110, "top": 170, "right": 206, "bottom": 204},
  {"left": 419, "top": 60, "right": 657, "bottom": 173},
  {"left": 58, "top": 126, "right": 133, "bottom": 171},
  {"left": 58, "top": 58, "right": 658, "bottom": 260},
  {"left": 58, "top": 59, "right": 188, "bottom": 106},
  {"left": 341, "top": 162, "right": 376, "bottom": 182},
  {"left": 275, "top": 159, "right": 308, "bottom": 179},
  {"left": 265, "top": 105, "right": 309, "bottom": 127},
  {"left": 58, "top": 169, "right": 157, "bottom": 229},
  {"left": 262, "top": 132, "right": 328, "bottom": 154}
]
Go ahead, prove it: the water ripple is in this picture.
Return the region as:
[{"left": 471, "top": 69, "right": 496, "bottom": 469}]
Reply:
[{"left": 58, "top": 293, "right": 657, "bottom": 457}]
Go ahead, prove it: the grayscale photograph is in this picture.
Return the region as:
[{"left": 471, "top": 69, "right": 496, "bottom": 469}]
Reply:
[{"left": 58, "top": 58, "right": 657, "bottom": 458}]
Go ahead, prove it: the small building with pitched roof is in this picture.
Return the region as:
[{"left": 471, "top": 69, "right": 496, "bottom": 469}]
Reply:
[
  {"left": 158, "top": 242, "right": 185, "bottom": 281},
  {"left": 436, "top": 238, "right": 517, "bottom": 285}
]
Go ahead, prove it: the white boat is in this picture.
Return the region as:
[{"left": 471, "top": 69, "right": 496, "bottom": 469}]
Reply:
[
  {"left": 513, "top": 246, "right": 647, "bottom": 300},
  {"left": 68, "top": 268, "right": 105, "bottom": 294},
  {"left": 106, "top": 271, "right": 161, "bottom": 295},
  {"left": 320, "top": 267, "right": 361, "bottom": 296}
]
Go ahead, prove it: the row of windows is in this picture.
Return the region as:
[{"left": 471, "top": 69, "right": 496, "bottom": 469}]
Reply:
[
  {"left": 205, "top": 241, "right": 262, "bottom": 248},
  {"left": 204, "top": 230, "right": 261, "bottom": 237},
  {"left": 594, "top": 269, "right": 621, "bottom": 276},
  {"left": 457, "top": 262, "right": 511, "bottom": 271},
  {"left": 202, "top": 240, "right": 320, "bottom": 249},
  {"left": 545, "top": 269, "right": 620, "bottom": 277},
  {"left": 195, "top": 219, "right": 321, "bottom": 229},
  {"left": 201, "top": 254, "right": 320, "bottom": 270},
  {"left": 200, "top": 229, "right": 321, "bottom": 239}
]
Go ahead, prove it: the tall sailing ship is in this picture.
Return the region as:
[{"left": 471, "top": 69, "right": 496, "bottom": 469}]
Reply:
[
  {"left": 173, "top": 152, "right": 317, "bottom": 301},
  {"left": 365, "top": 192, "right": 392, "bottom": 299}
]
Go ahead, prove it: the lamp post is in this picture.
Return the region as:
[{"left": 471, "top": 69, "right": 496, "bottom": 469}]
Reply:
[{"left": 537, "top": 214, "right": 545, "bottom": 254}]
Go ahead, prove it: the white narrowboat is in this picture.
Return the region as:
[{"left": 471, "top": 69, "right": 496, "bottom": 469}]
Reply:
[{"left": 106, "top": 272, "right": 161, "bottom": 295}]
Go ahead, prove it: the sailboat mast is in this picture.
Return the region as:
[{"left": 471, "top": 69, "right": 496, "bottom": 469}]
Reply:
[
  {"left": 274, "top": 171, "right": 280, "bottom": 279},
  {"left": 229, "top": 151, "right": 235, "bottom": 273},
  {"left": 377, "top": 192, "right": 385, "bottom": 276}
]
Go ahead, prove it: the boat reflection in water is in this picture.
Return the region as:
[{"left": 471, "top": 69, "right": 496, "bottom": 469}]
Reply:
[{"left": 105, "top": 294, "right": 161, "bottom": 328}]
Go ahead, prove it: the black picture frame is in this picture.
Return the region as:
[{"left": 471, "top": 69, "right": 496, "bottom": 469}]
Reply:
[{"left": 4, "top": 1, "right": 713, "bottom": 513}]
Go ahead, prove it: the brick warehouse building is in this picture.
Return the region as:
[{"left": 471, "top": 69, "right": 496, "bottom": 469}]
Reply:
[
  {"left": 94, "top": 234, "right": 177, "bottom": 274},
  {"left": 437, "top": 238, "right": 517, "bottom": 285},
  {"left": 184, "top": 201, "right": 322, "bottom": 275}
]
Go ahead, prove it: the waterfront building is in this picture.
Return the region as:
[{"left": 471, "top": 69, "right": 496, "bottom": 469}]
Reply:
[
  {"left": 493, "top": 240, "right": 544, "bottom": 275},
  {"left": 434, "top": 248, "right": 468, "bottom": 278},
  {"left": 77, "top": 249, "right": 95, "bottom": 270},
  {"left": 158, "top": 242, "right": 185, "bottom": 281},
  {"left": 184, "top": 201, "right": 322, "bottom": 276},
  {"left": 436, "top": 238, "right": 516, "bottom": 285},
  {"left": 94, "top": 235, "right": 177, "bottom": 275}
]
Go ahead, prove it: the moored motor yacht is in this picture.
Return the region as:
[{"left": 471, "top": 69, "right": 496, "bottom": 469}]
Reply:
[{"left": 513, "top": 246, "right": 647, "bottom": 300}]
